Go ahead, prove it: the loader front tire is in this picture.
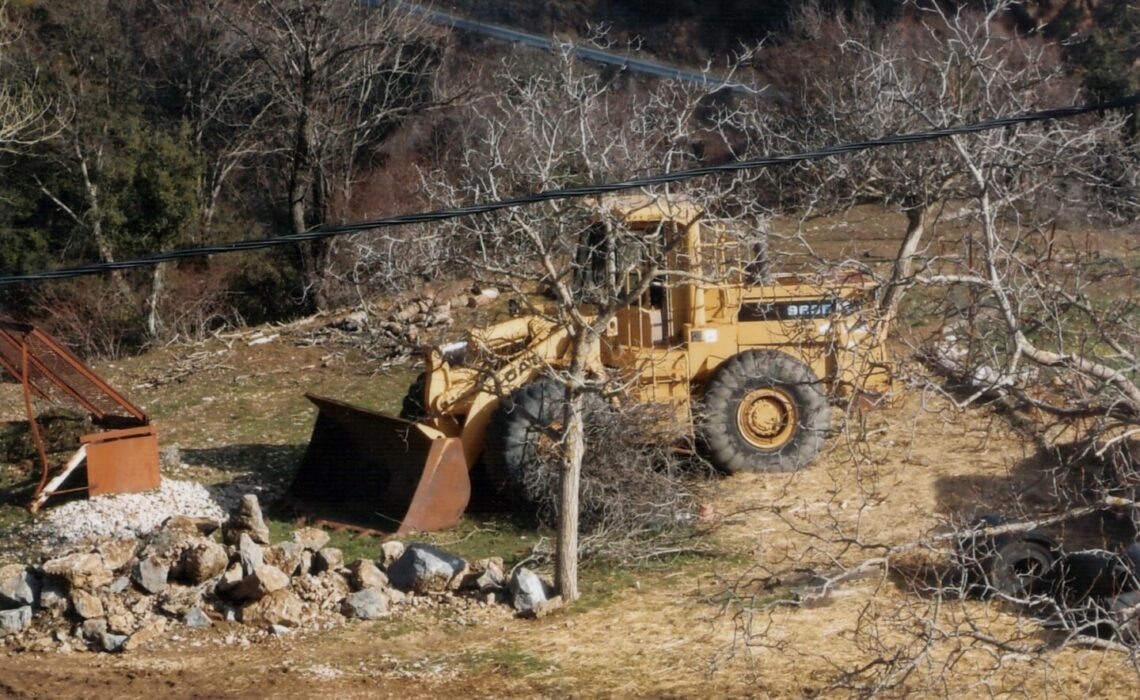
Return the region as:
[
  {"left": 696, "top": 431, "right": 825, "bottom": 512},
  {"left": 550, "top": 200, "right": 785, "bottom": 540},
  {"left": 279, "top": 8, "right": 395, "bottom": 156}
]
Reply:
[
  {"left": 484, "top": 378, "right": 563, "bottom": 509},
  {"left": 701, "top": 350, "right": 830, "bottom": 473}
]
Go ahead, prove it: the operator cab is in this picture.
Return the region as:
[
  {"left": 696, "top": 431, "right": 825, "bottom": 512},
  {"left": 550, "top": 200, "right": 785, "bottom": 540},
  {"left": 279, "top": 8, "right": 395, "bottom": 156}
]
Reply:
[{"left": 614, "top": 217, "right": 689, "bottom": 348}]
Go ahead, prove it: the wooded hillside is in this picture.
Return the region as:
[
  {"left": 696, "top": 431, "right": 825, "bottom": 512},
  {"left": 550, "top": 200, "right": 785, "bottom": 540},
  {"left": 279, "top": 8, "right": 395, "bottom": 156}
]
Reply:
[{"left": 0, "top": 0, "right": 1136, "bottom": 356}]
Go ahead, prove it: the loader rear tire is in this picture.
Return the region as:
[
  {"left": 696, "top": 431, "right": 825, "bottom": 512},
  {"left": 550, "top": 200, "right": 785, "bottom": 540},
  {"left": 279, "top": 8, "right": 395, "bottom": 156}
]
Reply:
[
  {"left": 484, "top": 378, "right": 563, "bottom": 509},
  {"left": 700, "top": 350, "right": 830, "bottom": 473}
]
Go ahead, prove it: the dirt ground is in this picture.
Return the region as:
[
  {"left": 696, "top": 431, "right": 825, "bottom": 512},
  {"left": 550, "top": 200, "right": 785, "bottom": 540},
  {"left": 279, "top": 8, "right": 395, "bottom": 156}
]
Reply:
[
  {"left": 0, "top": 207, "right": 1137, "bottom": 698},
  {"left": 1, "top": 386, "right": 1138, "bottom": 698}
]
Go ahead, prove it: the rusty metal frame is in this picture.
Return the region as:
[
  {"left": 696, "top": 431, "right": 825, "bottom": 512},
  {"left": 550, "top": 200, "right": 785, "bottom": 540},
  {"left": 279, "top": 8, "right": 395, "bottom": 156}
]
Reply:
[
  {"left": 0, "top": 320, "right": 147, "bottom": 422},
  {"left": 20, "top": 341, "right": 51, "bottom": 499},
  {"left": 0, "top": 319, "right": 152, "bottom": 509}
]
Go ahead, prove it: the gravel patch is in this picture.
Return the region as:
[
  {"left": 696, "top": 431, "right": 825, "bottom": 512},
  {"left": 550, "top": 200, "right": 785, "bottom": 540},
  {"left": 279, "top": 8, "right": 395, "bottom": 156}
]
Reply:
[{"left": 24, "top": 479, "right": 226, "bottom": 548}]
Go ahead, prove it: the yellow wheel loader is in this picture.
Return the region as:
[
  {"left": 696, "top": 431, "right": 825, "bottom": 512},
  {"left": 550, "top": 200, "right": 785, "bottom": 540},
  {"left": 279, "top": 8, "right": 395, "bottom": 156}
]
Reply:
[{"left": 289, "top": 196, "right": 893, "bottom": 533}]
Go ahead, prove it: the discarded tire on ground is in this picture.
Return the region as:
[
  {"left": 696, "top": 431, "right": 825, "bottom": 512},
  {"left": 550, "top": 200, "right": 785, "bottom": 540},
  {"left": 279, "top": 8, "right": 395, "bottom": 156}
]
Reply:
[
  {"left": 987, "top": 538, "right": 1058, "bottom": 600},
  {"left": 958, "top": 515, "right": 1058, "bottom": 600},
  {"left": 700, "top": 350, "right": 831, "bottom": 473},
  {"left": 1049, "top": 550, "right": 1138, "bottom": 607}
]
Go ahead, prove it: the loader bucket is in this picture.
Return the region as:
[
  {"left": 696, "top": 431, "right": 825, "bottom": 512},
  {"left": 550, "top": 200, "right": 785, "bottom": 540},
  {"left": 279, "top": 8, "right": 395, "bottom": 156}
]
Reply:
[{"left": 288, "top": 394, "right": 470, "bottom": 533}]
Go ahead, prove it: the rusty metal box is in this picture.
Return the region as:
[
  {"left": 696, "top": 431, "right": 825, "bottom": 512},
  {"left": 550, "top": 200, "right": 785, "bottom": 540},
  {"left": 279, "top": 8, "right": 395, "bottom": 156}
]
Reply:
[{"left": 81, "top": 425, "right": 161, "bottom": 496}]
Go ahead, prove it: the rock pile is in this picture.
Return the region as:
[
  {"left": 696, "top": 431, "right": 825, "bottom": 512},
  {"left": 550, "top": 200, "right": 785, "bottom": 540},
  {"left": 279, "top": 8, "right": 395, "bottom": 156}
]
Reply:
[{"left": 0, "top": 494, "right": 557, "bottom": 654}]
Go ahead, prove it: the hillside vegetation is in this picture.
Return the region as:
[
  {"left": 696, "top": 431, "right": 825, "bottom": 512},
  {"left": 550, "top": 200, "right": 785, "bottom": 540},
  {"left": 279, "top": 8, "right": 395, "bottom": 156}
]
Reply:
[{"left": 0, "top": 0, "right": 1135, "bottom": 354}]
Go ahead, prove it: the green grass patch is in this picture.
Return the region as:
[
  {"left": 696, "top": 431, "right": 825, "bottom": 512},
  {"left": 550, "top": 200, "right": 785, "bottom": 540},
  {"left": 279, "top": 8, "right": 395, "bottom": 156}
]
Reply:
[
  {"left": 422, "top": 515, "right": 545, "bottom": 565},
  {"left": 572, "top": 548, "right": 741, "bottom": 612},
  {"left": 0, "top": 460, "right": 36, "bottom": 561},
  {"left": 324, "top": 529, "right": 388, "bottom": 563},
  {"left": 371, "top": 615, "right": 422, "bottom": 640},
  {"left": 0, "top": 504, "right": 31, "bottom": 531},
  {"left": 458, "top": 642, "right": 555, "bottom": 677}
]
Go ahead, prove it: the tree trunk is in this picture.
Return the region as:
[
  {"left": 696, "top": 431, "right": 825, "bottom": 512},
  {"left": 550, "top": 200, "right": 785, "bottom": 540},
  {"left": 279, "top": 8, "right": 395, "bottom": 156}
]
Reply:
[
  {"left": 146, "top": 261, "right": 167, "bottom": 338},
  {"left": 288, "top": 107, "right": 332, "bottom": 311},
  {"left": 556, "top": 382, "right": 584, "bottom": 603},
  {"left": 878, "top": 203, "right": 932, "bottom": 320},
  {"left": 76, "top": 140, "right": 133, "bottom": 300},
  {"left": 555, "top": 323, "right": 598, "bottom": 603}
]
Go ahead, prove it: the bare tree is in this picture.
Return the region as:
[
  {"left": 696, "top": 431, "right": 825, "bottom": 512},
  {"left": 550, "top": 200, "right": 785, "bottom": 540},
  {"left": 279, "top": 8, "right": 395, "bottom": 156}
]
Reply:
[
  {"left": 223, "top": 0, "right": 446, "bottom": 310},
  {"left": 139, "top": 1, "right": 273, "bottom": 242},
  {"left": 17, "top": 3, "right": 144, "bottom": 302},
  {"left": 725, "top": 1, "right": 1139, "bottom": 425},
  {"left": 405, "top": 41, "right": 771, "bottom": 600},
  {"left": 0, "top": 4, "right": 58, "bottom": 154},
  {"left": 10, "top": 2, "right": 204, "bottom": 344}
]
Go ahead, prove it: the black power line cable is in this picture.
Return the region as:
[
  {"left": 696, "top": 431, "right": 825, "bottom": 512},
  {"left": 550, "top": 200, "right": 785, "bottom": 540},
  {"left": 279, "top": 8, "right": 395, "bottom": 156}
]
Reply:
[{"left": 1, "top": 92, "right": 1137, "bottom": 287}]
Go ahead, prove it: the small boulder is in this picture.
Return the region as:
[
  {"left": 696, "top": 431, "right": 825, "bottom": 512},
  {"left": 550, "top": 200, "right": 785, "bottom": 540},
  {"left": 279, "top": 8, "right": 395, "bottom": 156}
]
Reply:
[
  {"left": 0, "top": 606, "right": 32, "bottom": 636},
  {"left": 42, "top": 553, "right": 112, "bottom": 590},
  {"left": 341, "top": 589, "right": 388, "bottom": 620},
  {"left": 230, "top": 565, "right": 290, "bottom": 601},
  {"left": 106, "top": 612, "right": 135, "bottom": 635},
  {"left": 109, "top": 577, "right": 130, "bottom": 594},
  {"left": 447, "top": 561, "right": 470, "bottom": 592},
  {"left": 313, "top": 547, "right": 344, "bottom": 574},
  {"left": 264, "top": 542, "right": 305, "bottom": 577},
  {"left": 292, "top": 527, "right": 330, "bottom": 552},
  {"left": 379, "top": 541, "right": 405, "bottom": 569},
  {"left": 99, "top": 632, "right": 128, "bottom": 653},
  {"left": 133, "top": 556, "right": 169, "bottom": 595},
  {"left": 239, "top": 589, "right": 303, "bottom": 627},
  {"left": 157, "top": 584, "right": 204, "bottom": 617},
  {"left": 292, "top": 571, "right": 350, "bottom": 609},
  {"left": 526, "top": 595, "right": 564, "bottom": 620},
  {"left": 142, "top": 517, "right": 206, "bottom": 568},
  {"left": 95, "top": 538, "right": 139, "bottom": 571},
  {"left": 128, "top": 596, "right": 152, "bottom": 618},
  {"left": 387, "top": 544, "right": 466, "bottom": 594},
  {"left": 222, "top": 494, "right": 271, "bottom": 546},
  {"left": 509, "top": 567, "right": 548, "bottom": 613},
  {"left": 215, "top": 562, "right": 244, "bottom": 596},
  {"left": 238, "top": 533, "right": 264, "bottom": 576},
  {"left": 475, "top": 564, "right": 506, "bottom": 594},
  {"left": 124, "top": 618, "right": 166, "bottom": 651},
  {"left": 180, "top": 540, "right": 229, "bottom": 584},
  {"left": 70, "top": 589, "right": 104, "bottom": 619},
  {"left": 470, "top": 557, "right": 505, "bottom": 575},
  {"left": 162, "top": 515, "right": 220, "bottom": 537},
  {"left": 80, "top": 617, "right": 108, "bottom": 641},
  {"left": 347, "top": 560, "right": 388, "bottom": 591},
  {"left": 183, "top": 607, "right": 212, "bottom": 629},
  {"left": 38, "top": 580, "right": 69, "bottom": 618},
  {"left": 0, "top": 564, "right": 39, "bottom": 608}
]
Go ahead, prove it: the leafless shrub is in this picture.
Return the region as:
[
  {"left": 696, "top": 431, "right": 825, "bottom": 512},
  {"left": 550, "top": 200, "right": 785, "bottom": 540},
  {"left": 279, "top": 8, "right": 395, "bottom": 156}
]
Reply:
[
  {"left": 153, "top": 264, "right": 244, "bottom": 343},
  {"left": 31, "top": 278, "right": 145, "bottom": 359},
  {"left": 521, "top": 395, "right": 716, "bottom": 561}
]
